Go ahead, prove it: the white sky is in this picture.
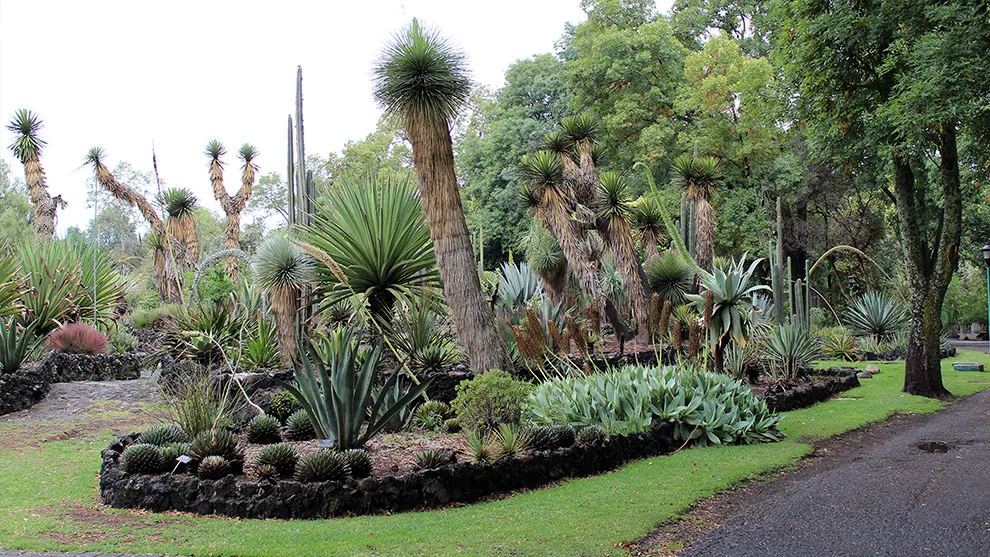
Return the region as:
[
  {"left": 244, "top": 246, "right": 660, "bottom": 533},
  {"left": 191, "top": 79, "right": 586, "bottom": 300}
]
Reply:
[{"left": 1, "top": 1, "right": 672, "bottom": 233}]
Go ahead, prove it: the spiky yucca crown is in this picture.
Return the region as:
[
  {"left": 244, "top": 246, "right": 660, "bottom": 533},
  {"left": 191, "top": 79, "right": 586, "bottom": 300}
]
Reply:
[
  {"left": 253, "top": 443, "right": 298, "bottom": 477},
  {"left": 205, "top": 140, "right": 226, "bottom": 164},
  {"left": 246, "top": 414, "right": 282, "bottom": 445},
  {"left": 253, "top": 236, "right": 313, "bottom": 291},
  {"left": 520, "top": 150, "right": 563, "bottom": 188},
  {"left": 160, "top": 187, "right": 198, "bottom": 218},
  {"left": 340, "top": 449, "right": 372, "bottom": 478},
  {"left": 237, "top": 143, "right": 259, "bottom": 165},
  {"left": 197, "top": 455, "right": 231, "bottom": 479},
  {"left": 139, "top": 423, "right": 187, "bottom": 446},
  {"left": 285, "top": 410, "right": 316, "bottom": 441},
  {"left": 6, "top": 109, "right": 46, "bottom": 160},
  {"left": 560, "top": 114, "right": 599, "bottom": 143},
  {"left": 671, "top": 154, "right": 725, "bottom": 201},
  {"left": 120, "top": 443, "right": 164, "bottom": 474},
  {"left": 596, "top": 171, "right": 632, "bottom": 219},
  {"left": 294, "top": 451, "right": 350, "bottom": 482}
]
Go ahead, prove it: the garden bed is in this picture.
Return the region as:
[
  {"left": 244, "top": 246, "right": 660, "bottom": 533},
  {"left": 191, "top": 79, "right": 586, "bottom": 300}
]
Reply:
[
  {"left": 99, "top": 422, "right": 675, "bottom": 519},
  {"left": 0, "top": 364, "right": 52, "bottom": 416},
  {"left": 759, "top": 367, "right": 861, "bottom": 413},
  {"left": 39, "top": 351, "right": 142, "bottom": 383}
]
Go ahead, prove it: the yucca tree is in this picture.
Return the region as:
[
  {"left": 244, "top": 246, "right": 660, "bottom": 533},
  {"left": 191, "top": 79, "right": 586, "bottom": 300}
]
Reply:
[
  {"left": 632, "top": 197, "right": 665, "bottom": 260},
  {"left": 560, "top": 114, "right": 599, "bottom": 204},
  {"left": 671, "top": 154, "right": 725, "bottom": 270},
  {"left": 205, "top": 141, "right": 257, "bottom": 281},
  {"left": 521, "top": 221, "right": 566, "bottom": 304},
  {"left": 596, "top": 171, "right": 651, "bottom": 345},
  {"left": 254, "top": 235, "right": 312, "bottom": 366},
  {"left": 85, "top": 147, "right": 183, "bottom": 302},
  {"left": 161, "top": 187, "right": 199, "bottom": 268},
  {"left": 6, "top": 110, "right": 57, "bottom": 243},
  {"left": 373, "top": 19, "right": 509, "bottom": 373},
  {"left": 521, "top": 150, "right": 605, "bottom": 317}
]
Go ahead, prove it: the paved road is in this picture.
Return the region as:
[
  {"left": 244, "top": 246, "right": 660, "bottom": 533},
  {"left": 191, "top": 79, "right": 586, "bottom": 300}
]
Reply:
[
  {"left": 683, "top": 389, "right": 990, "bottom": 556},
  {"left": 950, "top": 339, "right": 990, "bottom": 354}
]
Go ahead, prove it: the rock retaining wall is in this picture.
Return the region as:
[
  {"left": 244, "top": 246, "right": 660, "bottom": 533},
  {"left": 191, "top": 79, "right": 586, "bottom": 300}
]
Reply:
[
  {"left": 0, "top": 365, "right": 52, "bottom": 416},
  {"left": 39, "top": 351, "right": 142, "bottom": 383},
  {"left": 763, "top": 367, "right": 861, "bottom": 413}
]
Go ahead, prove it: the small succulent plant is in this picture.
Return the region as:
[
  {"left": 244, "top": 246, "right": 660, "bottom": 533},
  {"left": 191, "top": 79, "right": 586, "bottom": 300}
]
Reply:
[
  {"left": 246, "top": 414, "right": 282, "bottom": 445},
  {"left": 575, "top": 425, "right": 608, "bottom": 444},
  {"left": 253, "top": 443, "right": 298, "bottom": 479},
  {"left": 197, "top": 455, "right": 231, "bottom": 480},
  {"left": 466, "top": 429, "right": 495, "bottom": 463},
  {"left": 412, "top": 449, "right": 454, "bottom": 470},
  {"left": 524, "top": 424, "right": 576, "bottom": 451},
  {"left": 294, "top": 451, "right": 350, "bottom": 482},
  {"left": 254, "top": 463, "right": 280, "bottom": 482},
  {"left": 188, "top": 428, "right": 243, "bottom": 463},
  {"left": 285, "top": 410, "right": 317, "bottom": 441},
  {"left": 441, "top": 418, "right": 461, "bottom": 434},
  {"left": 120, "top": 443, "right": 164, "bottom": 474},
  {"left": 492, "top": 423, "right": 531, "bottom": 457},
  {"left": 339, "top": 449, "right": 372, "bottom": 478},
  {"left": 413, "top": 401, "right": 451, "bottom": 430},
  {"left": 139, "top": 423, "right": 187, "bottom": 446},
  {"left": 267, "top": 390, "right": 297, "bottom": 424}
]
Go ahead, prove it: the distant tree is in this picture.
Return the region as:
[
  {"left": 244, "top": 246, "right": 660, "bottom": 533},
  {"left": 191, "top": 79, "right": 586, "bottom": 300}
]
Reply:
[
  {"left": 671, "top": 0, "right": 770, "bottom": 56},
  {"left": 246, "top": 171, "right": 288, "bottom": 229},
  {"left": 0, "top": 158, "right": 33, "bottom": 250}
]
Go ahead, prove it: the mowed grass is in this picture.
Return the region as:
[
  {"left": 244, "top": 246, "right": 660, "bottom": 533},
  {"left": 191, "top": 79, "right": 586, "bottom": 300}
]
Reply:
[{"left": 1, "top": 350, "right": 988, "bottom": 556}]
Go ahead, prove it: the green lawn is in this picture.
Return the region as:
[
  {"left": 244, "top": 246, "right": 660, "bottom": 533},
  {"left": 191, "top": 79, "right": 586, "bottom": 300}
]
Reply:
[{"left": 1, "top": 350, "right": 988, "bottom": 556}]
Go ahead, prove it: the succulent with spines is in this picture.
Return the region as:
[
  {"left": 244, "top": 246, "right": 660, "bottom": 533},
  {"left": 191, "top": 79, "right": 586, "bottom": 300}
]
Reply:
[
  {"left": 268, "top": 390, "right": 297, "bottom": 424},
  {"left": 413, "top": 449, "right": 454, "bottom": 470},
  {"left": 441, "top": 418, "right": 461, "bottom": 433},
  {"left": 340, "top": 449, "right": 372, "bottom": 478},
  {"left": 188, "top": 428, "right": 243, "bottom": 463},
  {"left": 246, "top": 414, "right": 282, "bottom": 444},
  {"left": 139, "top": 423, "right": 187, "bottom": 446},
  {"left": 159, "top": 442, "right": 191, "bottom": 469},
  {"left": 120, "top": 443, "right": 165, "bottom": 474},
  {"left": 197, "top": 455, "right": 231, "bottom": 480},
  {"left": 576, "top": 425, "right": 608, "bottom": 444},
  {"left": 523, "top": 424, "right": 576, "bottom": 451},
  {"left": 253, "top": 443, "right": 298, "bottom": 479},
  {"left": 285, "top": 410, "right": 317, "bottom": 441},
  {"left": 466, "top": 429, "right": 495, "bottom": 462},
  {"left": 254, "top": 463, "right": 280, "bottom": 482},
  {"left": 294, "top": 451, "right": 350, "bottom": 482},
  {"left": 412, "top": 400, "right": 451, "bottom": 430}
]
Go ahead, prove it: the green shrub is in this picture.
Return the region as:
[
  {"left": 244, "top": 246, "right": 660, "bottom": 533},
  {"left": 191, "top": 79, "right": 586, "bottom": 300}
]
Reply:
[
  {"left": 110, "top": 330, "right": 138, "bottom": 354},
  {"left": 412, "top": 400, "right": 451, "bottom": 430},
  {"left": 340, "top": 449, "right": 372, "bottom": 478},
  {"left": 526, "top": 365, "right": 783, "bottom": 446},
  {"left": 120, "top": 443, "right": 164, "bottom": 474},
  {"left": 451, "top": 370, "right": 533, "bottom": 433},
  {"left": 575, "top": 425, "right": 608, "bottom": 444},
  {"left": 267, "top": 390, "right": 297, "bottom": 424},
  {"left": 138, "top": 423, "right": 187, "bottom": 446},
  {"left": 285, "top": 410, "right": 317, "bottom": 441},
  {"left": 818, "top": 326, "right": 862, "bottom": 361},
  {"left": 245, "top": 414, "right": 282, "bottom": 444},
  {"left": 196, "top": 267, "right": 236, "bottom": 307},
  {"left": 294, "top": 452, "right": 349, "bottom": 482},
  {"left": 198, "top": 455, "right": 232, "bottom": 480},
  {"left": 253, "top": 443, "right": 298, "bottom": 479},
  {"left": 413, "top": 449, "right": 453, "bottom": 470},
  {"left": 188, "top": 429, "right": 242, "bottom": 463}
]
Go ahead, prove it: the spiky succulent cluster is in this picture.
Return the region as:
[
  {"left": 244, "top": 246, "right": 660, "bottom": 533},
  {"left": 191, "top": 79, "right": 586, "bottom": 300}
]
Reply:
[
  {"left": 246, "top": 414, "right": 282, "bottom": 445},
  {"left": 492, "top": 423, "right": 531, "bottom": 457},
  {"left": 576, "top": 425, "right": 608, "bottom": 444},
  {"left": 412, "top": 449, "right": 454, "bottom": 470},
  {"left": 466, "top": 429, "right": 495, "bottom": 462},
  {"left": 340, "top": 449, "right": 372, "bottom": 478},
  {"left": 159, "top": 442, "right": 191, "bottom": 469},
  {"left": 285, "top": 410, "right": 316, "bottom": 441},
  {"left": 267, "top": 390, "right": 297, "bottom": 424},
  {"left": 197, "top": 455, "right": 232, "bottom": 480},
  {"left": 253, "top": 443, "right": 298, "bottom": 479},
  {"left": 294, "top": 452, "right": 350, "bottom": 482},
  {"left": 524, "top": 424, "right": 575, "bottom": 451},
  {"left": 442, "top": 418, "right": 461, "bottom": 434},
  {"left": 120, "top": 443, "right": 164, "bottom": 474},
  {"left": 413, "top": 400, "right": 451, "bottom": 430},
  {"left": 188, "top": 429, "right": 243, "bottom": 463},
  {"left": 139, "top": 423, "right": 188, "bottom": 446}
]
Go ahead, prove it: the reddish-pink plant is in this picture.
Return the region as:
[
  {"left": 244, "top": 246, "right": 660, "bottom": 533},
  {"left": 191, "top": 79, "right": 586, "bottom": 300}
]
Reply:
[{"left": 46, "top": 322, "right": 108, "bottom": 355}]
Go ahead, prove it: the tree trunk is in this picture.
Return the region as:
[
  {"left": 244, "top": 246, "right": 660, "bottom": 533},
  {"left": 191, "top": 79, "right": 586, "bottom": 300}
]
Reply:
[
  {"left": 407, "top": 118, "right": 510, "bottom": 373},
  {"left": 23, "top": 158, "right": 55, "bottom": 243},
  {"left": 272, "top": 286, "right": 299, "bottom": 367}
]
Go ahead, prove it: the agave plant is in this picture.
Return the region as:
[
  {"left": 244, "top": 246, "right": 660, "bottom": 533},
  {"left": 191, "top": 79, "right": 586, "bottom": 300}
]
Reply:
[
  {"left": 0, "top": 319, "right": 40, "bottom": 374},
  {"left": 170, "top": 302, "right": 248, "bottom": 366},
  {"left": 240, "top": 317, "right": 280, "bottom": 369},
  {"left": 283, "top": 326, "right": 433, "bottom": 450},
  {"left": 765, "top": 324, "right": 820, "bottom": 379},
  {"left": 817, "top": 326, "right": 862, "bottom": 362},
  {"left": 302, "top": 176, "right": 438, "bottom": 322},
  {"left": 497, "top": 262, "right": 543, "bottom": 311},
  {"left": 645, "top": 250, "right": 694, "bottom": 305},
  {"left": 844, "top": 292, "right": 907, "bottom": 344},
  {"left": 254, "top": 235, "right": 313, "bottom": 366}
]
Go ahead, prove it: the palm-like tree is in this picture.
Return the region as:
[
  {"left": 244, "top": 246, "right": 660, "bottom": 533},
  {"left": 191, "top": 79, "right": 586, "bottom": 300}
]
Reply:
[
  {"left": 521, "top": 150, "right": 605, "bottom": 316},
  {"left": 521, "top": 221, "right": 566, "bottom": 304},
  {"left": 6, "top": 110, "right": 57, "bottom": 243},
  {"left": 560, "top": 114, "right": 599, "bottom": 205},
  {"left": 596, "top": 171, "right": 652, "bottom": 345},
  {"left": 671, "top": 154, "right": 725, "bottom": 270},
  {"left": 254, "top": 235, "right": 312, "bottom": 366},
  {"left": 632, "top": 197, "right": 665, "bottom": 260},
  {"left": 160, "top": 187, "right": 199, "bottom": 268},
  {"left": 373, "top": 19, "right": 509, "bottom": 373},
  {"left": 85, "top": 147, "right": 183, "bottom": 302},
  {"left": 206, "top": 141, "right": 257, "bottom": 281}
]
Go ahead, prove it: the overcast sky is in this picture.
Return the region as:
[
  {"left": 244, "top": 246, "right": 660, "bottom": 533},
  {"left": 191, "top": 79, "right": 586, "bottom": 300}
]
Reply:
[{"left": 1, "top": 1, "right": 673, "bottom": 233}]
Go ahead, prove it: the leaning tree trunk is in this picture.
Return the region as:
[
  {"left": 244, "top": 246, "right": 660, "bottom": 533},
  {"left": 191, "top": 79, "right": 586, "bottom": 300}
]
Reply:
[
  {"left": 892, "top": 127, "right": 961, "bottom": 398},
  {"left": 408, "top": 118, "right": 510, "bottom": 373},
  {"left": 21, "top": 156, "right": 56, "bottom": 243}
]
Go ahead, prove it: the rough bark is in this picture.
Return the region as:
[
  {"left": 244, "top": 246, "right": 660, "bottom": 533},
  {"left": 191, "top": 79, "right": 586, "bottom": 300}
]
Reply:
[
  {"left": 22, "top": 157, "right": 56, "bottom": 243},
  {"left": 209, "top": 159, "right": 254, "bottom": 282},
  {"left": 892, "top": 127, "right": 961, "bottom": 398},
  {"left": 407, "top": 118, "right": 510, "bottom": 373},
  {"left": 271, "top": 286, "right": 299, "bottom": 367},
  {"left": 601, "top": 215, "right": 652, "bottom": 346}
]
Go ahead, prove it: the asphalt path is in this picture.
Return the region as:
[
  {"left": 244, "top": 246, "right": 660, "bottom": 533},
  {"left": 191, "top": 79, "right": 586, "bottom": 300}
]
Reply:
[{"left": 683, "top": 389, "right": 990, "bottom": 556}]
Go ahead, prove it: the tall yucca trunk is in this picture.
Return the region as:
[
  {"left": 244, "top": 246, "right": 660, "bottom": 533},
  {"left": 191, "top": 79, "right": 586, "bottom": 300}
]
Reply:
[
  {"left": 694, "top": 198, "right": 715, "bottom": 270},
  {"left": 642, "top": 230, "right": 660, "bottom": 261},
  {"left": 540, "top": 184, "right": 606, "bottom": 319},
  {"left": 22, "top": 157, "right": 56, "bottom": 243},
  {"left": 167, "top": 215, "right": 199, "bottom": 269},
  {"left": 210, "top": 156, "right": 254, "bottom": 281},
  {"left": 407, "top": 118, "right": 510, "bottom": 373},
  {"left": 93, "top": 161, "right": 183, "bottom": 302},
  {"left": 572, "top": 139, "right": 597, "bottom": 205},
  {"left": 604, "top": 215, "right": 651, "bottom": 346},
  {"left": 271, "top": 286, "right": 299, "bottom": 367}
]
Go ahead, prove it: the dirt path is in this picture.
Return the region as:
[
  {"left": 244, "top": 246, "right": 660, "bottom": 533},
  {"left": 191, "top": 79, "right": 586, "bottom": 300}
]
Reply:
[
  {"left": 0, "top": 376, "right": 160, "bottom": 426},
  {"left": 633, "top": 390, "right": 990, "bottom": 556}
]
